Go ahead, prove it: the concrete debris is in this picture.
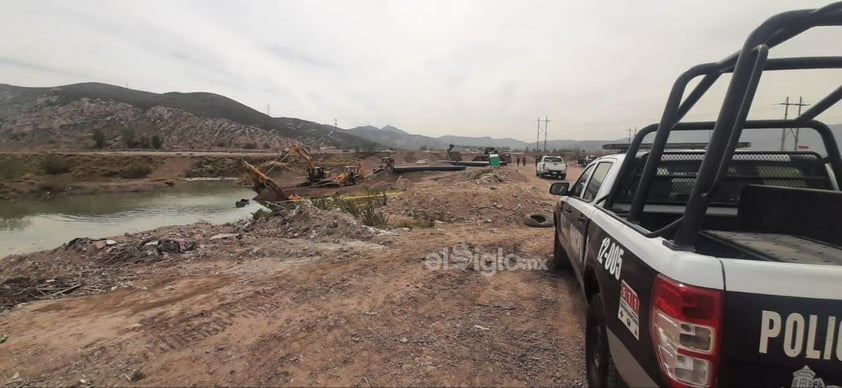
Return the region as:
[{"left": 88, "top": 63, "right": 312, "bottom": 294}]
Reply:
[{"left": 209, "top": 233, "right": 239, "bottom": 241}]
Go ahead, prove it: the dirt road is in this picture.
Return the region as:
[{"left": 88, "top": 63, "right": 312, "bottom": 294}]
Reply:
[{"left": 0, "top": 165, "right": 587, "bottom": 386}]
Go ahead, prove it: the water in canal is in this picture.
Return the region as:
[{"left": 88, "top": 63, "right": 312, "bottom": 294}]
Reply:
[{"left": 0, "top": 181, "right": 263, "bottom": 258}]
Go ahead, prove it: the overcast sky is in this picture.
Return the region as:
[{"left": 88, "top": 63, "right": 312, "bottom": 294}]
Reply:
[{"left": 2, "top": 0, "right": 840, "bottom": 141}]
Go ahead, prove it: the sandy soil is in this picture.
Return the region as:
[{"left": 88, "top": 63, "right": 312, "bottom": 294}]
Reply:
[{"left": 0, "top": 164, "right": 586, "bottom": 387}]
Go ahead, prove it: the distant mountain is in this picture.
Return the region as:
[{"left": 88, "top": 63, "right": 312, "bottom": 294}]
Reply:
[
  {"left": 0, "top": 82, "right": 377, "bottom": 150},
  {"left": 641, "top": 124, "right": 842, "bottom": 154},
  {"left": 348, "top": 123, "right": 842, "bottom": 154},
  {"left": 346, "top": 125, "right": 448, "bottom": 150},
  {"left": 346, "top": 125, "right": 615, "bottom": 152}
]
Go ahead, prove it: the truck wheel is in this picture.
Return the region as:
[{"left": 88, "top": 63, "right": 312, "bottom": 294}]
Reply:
[
  {"left": 586, "top": 294, "right": 622, "bottom": 388},
  {"left": 560, "top": 173, "right": 566, "bottom": 180},
  {"left": 549, "top": 229, "right": 571, "bottom": 271}
]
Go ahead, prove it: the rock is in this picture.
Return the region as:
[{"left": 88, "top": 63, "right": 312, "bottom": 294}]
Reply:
[
  {"left": 122, "top": 369, "right": 145, "bottom": 382},
  {"left": 209, "top": 233, "right": 238, "bottom": 241},
  {"left": 400, "top": 337, "right": 409, "bottom": 343},
  {"left": 105, "top": 240, "right": 118, "bottom": 246},
  {"left": 157, "top": 239, "right": 197, "bottom": 253},
  {"left": 94, "top": 241, "right": 107, "bottom": 250}
]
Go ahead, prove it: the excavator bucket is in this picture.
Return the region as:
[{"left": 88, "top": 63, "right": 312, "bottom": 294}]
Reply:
[{"left": 241, "top": 160, "right": 299, "bottom": 202}]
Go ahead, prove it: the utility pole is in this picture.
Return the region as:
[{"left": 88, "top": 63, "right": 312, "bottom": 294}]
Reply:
[
  {"left": 793, "top": 96, "right": 809, "bottom": 150},
  {"left": 779, "top": 97, "right": 790, "bottom": 151},
  {"left": 536, "top": 117, "right": 541, "bottom": 152},
  {"left": 627, "top": 128, "right": 633, "bottom": 144},
  {"left": 543, "top": 116, "right": 551, "bottom": 153},
  {"left": 778, "top": 97, "right": 810, "bottom": 150},
  {"left": 334, "top": 118, "right": 338, "bottom": 129},
  {"left": 266, "top": 105, "right": 271, "bottom": 116}
]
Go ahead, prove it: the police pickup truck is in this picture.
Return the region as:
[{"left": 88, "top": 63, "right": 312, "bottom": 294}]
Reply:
[{"left": 549, "top": 4, "right": 842, "bottom": 387}]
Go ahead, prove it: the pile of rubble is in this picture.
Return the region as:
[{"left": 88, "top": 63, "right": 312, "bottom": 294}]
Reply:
[{"left": 252, "top": 201, "right": 378, "bottom": 241}]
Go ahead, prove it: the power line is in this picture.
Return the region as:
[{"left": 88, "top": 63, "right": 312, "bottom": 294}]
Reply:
[
  {"left": 543, "top": 116, "right": 551, "bottom": 153},
  {"left": 778, "top": 97, "right": 810, "bottom": 151}
]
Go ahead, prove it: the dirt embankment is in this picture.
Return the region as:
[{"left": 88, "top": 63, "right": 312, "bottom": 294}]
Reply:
[{"left": 0, "top": 164, "right": 586, "bottom": 386}]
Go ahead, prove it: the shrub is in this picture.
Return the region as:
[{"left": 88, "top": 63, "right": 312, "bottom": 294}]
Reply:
[
  {"left": 120, "top": 163, "right": 153, "bottom": 178},
  {"left": 40, "top": 155, "right": 72, "bottom": 175},
  {"left": 92, "top": 129, "right": 106, "bottom": 149},
  {"left": 0, "top": 159, "right": 26, "bottom": 180},
  {"left": 151, "top": 135, "right": 163, "bottom": 149},
  {"left": 122, "top": 128, "right": 136, "bottom": 148},
  {"left": 38, "top": 176, "right": 71, "bottom": 193},
  {"left": 243, "top": 142, "right": 258, "bottom": 149}
]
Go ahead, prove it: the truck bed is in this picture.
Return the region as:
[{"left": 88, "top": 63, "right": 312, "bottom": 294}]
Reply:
[{"left": 701, "top": 230, "right": 842, "bottom": 265}]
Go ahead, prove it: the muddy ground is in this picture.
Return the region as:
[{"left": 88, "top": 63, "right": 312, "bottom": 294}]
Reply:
[{"left": 0, "top": 164, "right": 586, "bottom": 387}]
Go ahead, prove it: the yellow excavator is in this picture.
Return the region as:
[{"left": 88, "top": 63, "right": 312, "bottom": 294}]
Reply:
[
  {"left": 241, "top": 160, "right": 300, "bottom": 202},
  {"left": 280, "top": 144, "right": 328, "bottom": 186}
]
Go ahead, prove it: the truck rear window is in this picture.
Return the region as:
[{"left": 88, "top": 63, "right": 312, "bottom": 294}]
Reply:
[{"left": 544, "top": 157, "right": 562, "bottom": 163}]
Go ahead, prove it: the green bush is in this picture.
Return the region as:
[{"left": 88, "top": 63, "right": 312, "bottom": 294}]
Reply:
[
  {"left": 122, "top": 128, "right": 136, "bottom": 148},
  {"left": 40, "top": 155, "right": 72, "bottom": 175},
  {"left": 151, "top": 135, "right": 163, "bottom": 149},
  {"left": 92, "top": 129, "right": 106, "bottom": 149},
  {"left": 38, "top": 176, "right": 71, "bottom": 193},
  {"left": 119, "top": 163, "right": 153, "bottom": 179},
  {"left": 0, "top": 159, "right": 26, "bottom": 180}
]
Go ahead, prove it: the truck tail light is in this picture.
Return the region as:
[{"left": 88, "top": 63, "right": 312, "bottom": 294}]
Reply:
[{"left": 650, "top": 275, "right": 723, "bottom": 387}]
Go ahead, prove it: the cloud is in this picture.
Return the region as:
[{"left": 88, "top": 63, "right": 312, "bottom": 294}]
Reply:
[{"left": 0, "top": 0, "right": 839, "bottom": 141}]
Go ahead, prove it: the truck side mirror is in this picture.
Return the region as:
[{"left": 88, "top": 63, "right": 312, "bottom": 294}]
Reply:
[{"left": 549, "top": 182, "right": 570, "bottom": 196}]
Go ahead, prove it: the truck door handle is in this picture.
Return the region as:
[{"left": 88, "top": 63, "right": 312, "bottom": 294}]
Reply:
[{"left": 577, "top": 214, "right": 588, "bottom": 222}]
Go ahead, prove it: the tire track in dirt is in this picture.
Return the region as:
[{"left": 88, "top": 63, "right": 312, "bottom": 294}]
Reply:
[{"left": 146, "top": 287, "right": 287, "bottom": 352}]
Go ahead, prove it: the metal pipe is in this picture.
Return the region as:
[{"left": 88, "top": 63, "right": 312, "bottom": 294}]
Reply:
[
  {"left": 674, "top": 24, "right": 781, "bottom": 247},
  {"left": 796, "top": 84, "right": 842, "bottom": 123},
  {"left": 628, "top": 66, "right": 710, "bottom": 222},
  {"left": 713, "top": 45, "right": 769, "bottom": 186}
]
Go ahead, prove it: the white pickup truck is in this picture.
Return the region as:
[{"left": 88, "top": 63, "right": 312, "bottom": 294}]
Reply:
[
  {"left": 549, "top": 4, "right": 842, "bottom": 387},
  {"left": 536, "top": 155, "right": 567, "bottom": 179}
]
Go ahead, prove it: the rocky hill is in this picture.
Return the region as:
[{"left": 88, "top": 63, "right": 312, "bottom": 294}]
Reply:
[
  {"left": 347, "top": 125, "right": 616, "bottom": 151},
  {"left": 0, "top": 83, "right": 378, "bottom": 150},
  {"left": 349, "top": 123, "right": 842, "bottom": 153}
]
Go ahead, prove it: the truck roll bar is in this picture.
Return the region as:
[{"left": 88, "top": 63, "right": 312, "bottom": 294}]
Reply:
[{"left": 621, "top": 3, "right": 842, "bottom": 249}]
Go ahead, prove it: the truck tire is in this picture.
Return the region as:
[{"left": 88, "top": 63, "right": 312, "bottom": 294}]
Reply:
[
  {"left": 524, "top": 213, "right": 553, "bottom": 228},
  {"left": 549, "top": 229, "right": 572, "bottom": 271},
  {"left": 586, "top": 294, "right": 622, "bottom": 388},
  {"left": 560, "top": 173, "right": 567, "bottom": 180}
]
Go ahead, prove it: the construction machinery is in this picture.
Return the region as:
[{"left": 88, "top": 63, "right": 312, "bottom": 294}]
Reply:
[
  {"left": 446, "top": 144, "right": 463, "bottom": 162},
  {"left": 280, "top": 144, "right": 328, "bottom": 186},
  {"left": 328, "top": 162, "right": 366, "bottom": 186},
  {"left": 241, "top": 160, "right": 300, "bottom": 202}
]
